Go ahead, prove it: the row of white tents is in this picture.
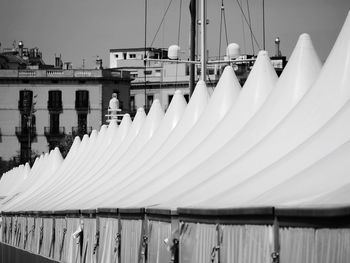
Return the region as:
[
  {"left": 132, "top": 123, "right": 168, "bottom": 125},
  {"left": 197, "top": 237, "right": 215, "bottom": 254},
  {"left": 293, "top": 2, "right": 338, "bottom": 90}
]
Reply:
[{"left": 1, "top": 10, "right": 350, "bottom": 263}]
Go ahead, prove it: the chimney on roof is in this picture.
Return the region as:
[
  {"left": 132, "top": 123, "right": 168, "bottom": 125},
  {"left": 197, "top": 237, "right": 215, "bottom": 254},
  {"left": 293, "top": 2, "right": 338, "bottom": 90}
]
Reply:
[{"left": 55, "top": 54, "right": 63, "bottom": 69}]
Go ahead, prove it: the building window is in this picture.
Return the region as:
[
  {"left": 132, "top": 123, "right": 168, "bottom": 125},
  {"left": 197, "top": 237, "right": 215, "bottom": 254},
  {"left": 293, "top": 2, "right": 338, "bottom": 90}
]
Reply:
[
  {"left": 48, "top": 90, "right": 62, "bottom": 111},
  {"left": 50, "top": 113, "right": 60, "bottom": 133},
  {"left": 208, "top": 68, "right": 215, "bottom": 75},
  {"left": 129, "top": 53, "right": 136, "bottom": 59},
  {"left": 115, "top": 54, "right": 119, "bottom": 58},
  {"left": 18, "top": 90, "right": 33, "bottom": 113},
  {"left": 123, "top": 53, "right": 127, "bottom": 60},
  {"left": 147, "top": 95, "right": 154, "bottom": 109},
  {"left": 78, "top": 113, "right": 87, "bottom": 134},
  {"left": 144, "top": 70, "right": 152, "bottom": 75},
  {"left": 130, "top": 96, "right": 136, "bottom": 111},
  {"left": 75, "top": 90, "right": 89, "bottom": 111}
]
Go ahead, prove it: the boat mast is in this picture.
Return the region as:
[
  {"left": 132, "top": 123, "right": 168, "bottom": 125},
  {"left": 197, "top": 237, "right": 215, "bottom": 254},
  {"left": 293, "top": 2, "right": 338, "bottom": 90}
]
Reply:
[
  {"left": 189, "top": 0, "right": 196, "bottom": 96},
  {"left": 200, "top": 0, "right": 207, "bottom": 82}
]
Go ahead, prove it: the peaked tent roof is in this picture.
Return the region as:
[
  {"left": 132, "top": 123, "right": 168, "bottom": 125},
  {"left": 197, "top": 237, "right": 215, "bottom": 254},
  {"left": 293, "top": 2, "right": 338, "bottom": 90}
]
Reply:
[{"left": 2, "top": 11, "right": 350, "bottom": 213}]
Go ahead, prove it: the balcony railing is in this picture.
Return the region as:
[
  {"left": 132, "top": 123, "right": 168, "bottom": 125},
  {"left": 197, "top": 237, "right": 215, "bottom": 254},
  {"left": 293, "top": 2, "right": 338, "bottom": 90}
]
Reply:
[
  {"left": 0, "top": 69, "right": 116, "bottom": 78},
  {"left": 18, "top": 70, "right": 36, "bottom": 77},
  {"left": 15, "top": 126, "right": 36, "bottom": 136},
  {"left": 44, "top": 127, "right": 65, "bottom": 137},
  {"left": 15, "top": 126, "right": 37, "bottom": 142},
  {"left": 72, "top": 126, "right": 92, "bottom": 137}
]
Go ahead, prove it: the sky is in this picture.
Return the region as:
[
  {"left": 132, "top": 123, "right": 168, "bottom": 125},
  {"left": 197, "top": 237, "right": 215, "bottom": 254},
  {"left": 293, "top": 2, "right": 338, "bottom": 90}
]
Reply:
[{"left": 1, "top": 0, "right": 349, "bottom": 68}]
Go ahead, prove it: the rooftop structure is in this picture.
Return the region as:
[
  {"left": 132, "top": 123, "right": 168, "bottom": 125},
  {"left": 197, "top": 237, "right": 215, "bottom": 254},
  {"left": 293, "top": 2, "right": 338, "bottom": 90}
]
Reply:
[{"left": 109, "top": 44, "right": 286, "bottom": 113}]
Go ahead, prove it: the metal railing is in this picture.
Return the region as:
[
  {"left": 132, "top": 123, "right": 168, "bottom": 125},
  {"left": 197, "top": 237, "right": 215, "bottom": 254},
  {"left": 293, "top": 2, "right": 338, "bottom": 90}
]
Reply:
[
  {"left": 15, "top": 126, "right": 36, "bottom": 136},
  {"left": 72, "top": 126, "right": 92, "bottom": 137},
  {"left": 44, "top": 127, "right": 65, "bottom": 136}
]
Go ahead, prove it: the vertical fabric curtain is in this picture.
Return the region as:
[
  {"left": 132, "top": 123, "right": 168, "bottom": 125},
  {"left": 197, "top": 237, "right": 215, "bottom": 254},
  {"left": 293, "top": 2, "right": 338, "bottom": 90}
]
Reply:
[
  {"left": 4, "top": 216, "right": 12, "bottom": 245},
  {"left": 41, "top": 217, "right": 54, "bottom": 258},
  {"left": 180, "top": 222, "right": 217, "bottom": 263},
  {"left": 314, "top": 228, "right": 350, "bottom": 263},
  {"left": 82, "top": 218, "right": 97, "bottom": 263},
  {"left": 0, "top": 216, "right": 2, "bottom": 243},
  {"left": 221, "top": 224, "right": 272, "bottom": 263},
  {"left": 3, "top": 216, "right": 10, "bottom": 244},
  {"left": 10, "top": 216, "right": 16, "bottom": 246},
  {"left": 14, "top": 216, "right": 26, "bottom": 249},
  {"left": 120, "top": 219, "right": 142, "bottom": 263},
  {"left": 148, "top": 220, "right": 172, "bottom": 263},
  {"left": 65, "top": 217, "right": 81, "bottom": 263},
  {"left": 33, "top": 217, "right": 42, "bottom": 254},
  {"left": 98, "top": 217, "right": 120, "bottom": 263},
  {"left": 19, "top": 216, "right": 27, "bottom": 249},
  {"left": 280, "top": 227, "right": 315, "bottom": 263},
  {"left": 26, "top": 216, "right": 36, "bottom": 253},
  {"left": 53, "top": 217, "right": 80, "bottom": 263},
  {"left": 280, "top": 227, "right": 350, "bottom": 263},
  {"left": 53, "top": 217, "right": 66, "bottom": 262}
]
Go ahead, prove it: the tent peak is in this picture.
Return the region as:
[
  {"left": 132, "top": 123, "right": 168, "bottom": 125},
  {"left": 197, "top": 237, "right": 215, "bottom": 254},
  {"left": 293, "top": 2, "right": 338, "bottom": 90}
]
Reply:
[
  {"left": 174, "top": 89, "right": 183, "bottom": 95},
  {"left": 295, "top": 33, "right": 313, "bottom": 49},
  {"left": 257, "top": 50, "right": 268, "bottom": 57}
]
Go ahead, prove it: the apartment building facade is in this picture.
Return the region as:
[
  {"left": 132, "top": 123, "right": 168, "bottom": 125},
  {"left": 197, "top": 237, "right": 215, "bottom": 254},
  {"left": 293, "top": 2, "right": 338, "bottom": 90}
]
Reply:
[{"left": 0, "top": 68, "right": 130, "bottom": 164}]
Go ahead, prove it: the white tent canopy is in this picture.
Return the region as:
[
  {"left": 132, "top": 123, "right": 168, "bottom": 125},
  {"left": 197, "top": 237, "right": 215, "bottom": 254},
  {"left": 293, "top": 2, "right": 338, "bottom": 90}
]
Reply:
[
  {"left": 1, "top": 11, "right": 350, "bottom": 214},
  {"left": 2, "top": 11, "right": 350, "bottom": 263}
]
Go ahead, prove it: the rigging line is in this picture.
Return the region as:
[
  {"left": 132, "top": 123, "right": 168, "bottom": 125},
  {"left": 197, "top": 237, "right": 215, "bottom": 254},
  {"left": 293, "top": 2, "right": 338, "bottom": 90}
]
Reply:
[
  {"left": 240, "top": 0, "right": 247, "bottom": 53},
  {"left": 234, "top": 0, "right": 260, "bottom": 51},
  {"left": 149, "top": 0, "right": 174, "bottom": 47},
  {"left": 223, "top": 2, "right": 229, "bottom": 46},
  {"left": 177, "top": 0, "right": 183, "bottom": 46},
  {"left": 175, "top": 0, "right": 183, "bottom": 90},
  {"left": 246, "top": 0, "right": 255, "bottom": 54},
  {"left": 218, "top": 0, "right": 223, "bottom": 61}
]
